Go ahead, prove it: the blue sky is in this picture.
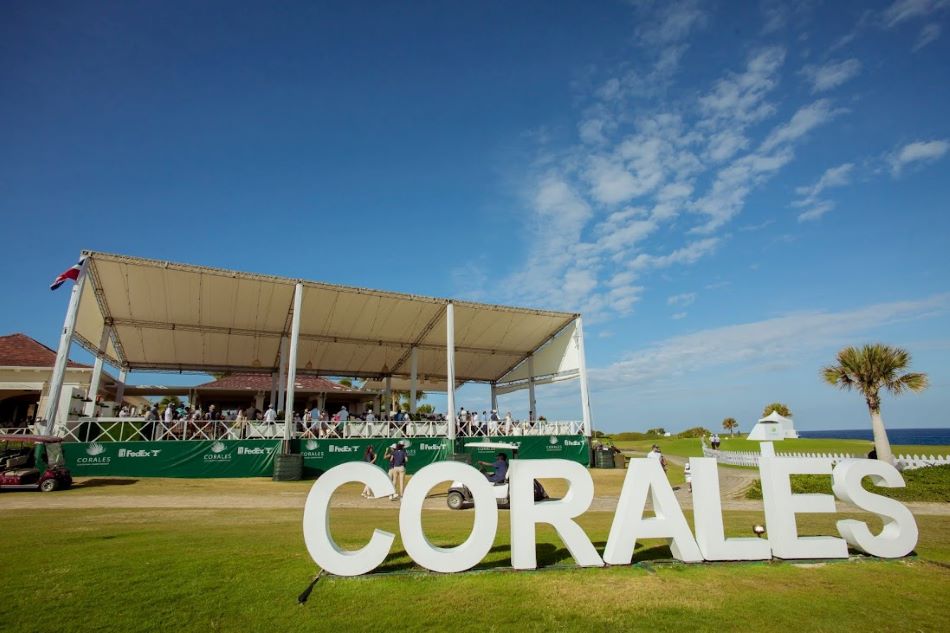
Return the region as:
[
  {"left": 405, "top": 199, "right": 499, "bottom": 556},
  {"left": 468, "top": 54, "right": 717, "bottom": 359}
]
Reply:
[{"left": 1, "top": 0, "right": 948, "bottom": 433}]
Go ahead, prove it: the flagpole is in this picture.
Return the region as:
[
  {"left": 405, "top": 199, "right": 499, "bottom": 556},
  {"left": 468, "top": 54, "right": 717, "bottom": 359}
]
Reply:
[{"left": 42, "top": 257, "right": 89, "bottom": 434}]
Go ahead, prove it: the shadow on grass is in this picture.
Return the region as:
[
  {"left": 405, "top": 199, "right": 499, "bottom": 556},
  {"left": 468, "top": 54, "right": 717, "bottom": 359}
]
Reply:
[
  {"left": 371, "top": 540, "right": 678, "bottom": 575},
  {"left": 75, "top": 478, "right": 139, "bottom": 488}
]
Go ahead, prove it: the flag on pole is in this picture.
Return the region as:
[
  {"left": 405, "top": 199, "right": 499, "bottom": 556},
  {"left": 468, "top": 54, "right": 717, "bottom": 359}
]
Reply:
[{"left": 50, "top": 257, "right": 86, "bottom": 291}]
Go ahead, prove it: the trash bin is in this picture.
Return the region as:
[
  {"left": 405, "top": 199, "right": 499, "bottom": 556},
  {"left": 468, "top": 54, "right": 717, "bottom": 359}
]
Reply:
[
  {"left": 594, "top": 449, "right": 614, "bottom": 469},
  {"left": 273, "top": 453, "right": 303, "bottom": 481},
  {"left": 613, "top": 452, "right": 626, "bottom": 469}
]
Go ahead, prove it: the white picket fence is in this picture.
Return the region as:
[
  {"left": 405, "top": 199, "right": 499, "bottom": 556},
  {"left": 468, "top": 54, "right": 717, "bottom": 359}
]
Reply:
[{"left": 701, "top": 441, "right": 950, "bottom": 471}]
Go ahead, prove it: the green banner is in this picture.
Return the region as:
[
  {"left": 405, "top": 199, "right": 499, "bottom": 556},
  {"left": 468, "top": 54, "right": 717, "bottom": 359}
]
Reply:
[
  {"left": 460, "top": 435, "right": 590, "bottom": 465},
  {"left": 296, "top": 437, "right": 450, "bottom": 476},
  {"left": 60, "top": 436, "right": 587, "bottom": 478},
  {"left": 63, "top": 440, "right": 280, "bottom": 478}
]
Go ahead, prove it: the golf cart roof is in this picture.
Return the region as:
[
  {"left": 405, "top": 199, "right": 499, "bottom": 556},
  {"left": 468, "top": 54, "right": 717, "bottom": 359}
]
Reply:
[
  {"left": 466, "top": 442, "right": 519, "bottom": 450},
  {"left": 0, "top": 435, "right": 64, "bottom": 444}
]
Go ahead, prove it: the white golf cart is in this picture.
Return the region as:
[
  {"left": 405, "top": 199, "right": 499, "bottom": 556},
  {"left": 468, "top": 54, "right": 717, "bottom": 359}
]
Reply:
[{"left": 446, "top": 441, "right": 548, "bottom": 510}]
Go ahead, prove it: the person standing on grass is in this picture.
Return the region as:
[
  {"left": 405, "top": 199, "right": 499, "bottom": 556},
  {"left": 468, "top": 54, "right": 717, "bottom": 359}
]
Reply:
[
  {"left": 684, "top": 461, "right": 693, "bottom": 493},
  {"left": 647, "top": 444, "right": 667, "bottom": 472},
  {"left": 389, "top": 442, "right": 408, "bottom": 500},
  {"left": 361, "top": 446, "right": 378, "bottom": 498}
]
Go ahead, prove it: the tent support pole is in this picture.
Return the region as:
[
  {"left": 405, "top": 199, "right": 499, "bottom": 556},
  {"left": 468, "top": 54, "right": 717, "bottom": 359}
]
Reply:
[
  {"left": 269, "top": 372, "right": 277, "bottom": 409},
  {"left": 115, "top": 369, "right": 127, "bottom": 407},
  {"left": 409, "top": 346, "right": 418, "bottom": 415},
  {"left": 527, "top": 355, "right": 536, "bottom": 421},
  {"left": 277, "top": 336, "right": 288, "bottom": 413},
  {"left": 83, "top": 325, "right": 113, "bottom": 417},
  {"left": 446, "top": 302, "right": 456, "bottom": 442},
  {"left": 575, "top": 316, "right": 593, "bottom": 438},
  {"left": 43, "top": 257, "right": 88, "bottom": 433},
  {"left": 283, "top": 283, "right": 303, "bottom": 447},
  {"left": 490, "top": 382, "right": 498, "bottom": 412}
]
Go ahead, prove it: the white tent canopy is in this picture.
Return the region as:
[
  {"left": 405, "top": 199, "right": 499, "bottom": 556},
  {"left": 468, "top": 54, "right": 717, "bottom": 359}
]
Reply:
[
  {"left": 72, "top": 252, "right": 578, "bottom": 382},
  {"left": 748, "top": 410, "right": 799, "bottom": 441},
  {"left": 43, "top": 251, "right": 594, "bottom": 438}
]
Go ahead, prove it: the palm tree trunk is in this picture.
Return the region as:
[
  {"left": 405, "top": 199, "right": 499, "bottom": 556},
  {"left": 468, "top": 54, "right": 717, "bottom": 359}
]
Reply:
[{"left": 869, "top": 409, "right": 894, "bottom": 463}]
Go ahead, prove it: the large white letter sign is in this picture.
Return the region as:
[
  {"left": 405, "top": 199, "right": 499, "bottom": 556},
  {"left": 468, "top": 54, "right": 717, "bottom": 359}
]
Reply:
[
  {"left": 832, "top": 459, "right": 918, "bottom": 558},
  {"left": 690, "top": 458, "right": 771, "bottom": 561},
  {"left": 759, "top": 457, "right": 848, "bottom": 559},
  {"left": 604, "top": 458, "right": 702, "bottom": 564},
  {"left": 508, "top": 459, "right": 603, "bottom": 570},
  {"left": 302, "top": 462, "right": 396, "bottom": 576},
  {"left": 399, "top": 462, "right": 499, "bottom": 573}
]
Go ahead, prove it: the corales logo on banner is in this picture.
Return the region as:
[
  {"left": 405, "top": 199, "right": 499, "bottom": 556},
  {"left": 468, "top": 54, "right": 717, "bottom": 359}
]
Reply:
[{"left": 302, "top": 457, "right": 918, "bottom": 576}]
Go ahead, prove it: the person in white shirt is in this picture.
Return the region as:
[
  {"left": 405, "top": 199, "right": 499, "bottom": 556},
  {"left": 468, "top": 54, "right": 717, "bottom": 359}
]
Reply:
[
  {"left": 366, "top": 409, "right": 375, "bottom": 422},
  {"left": 646, "top": 445, "right": 667, "bottom": 472},
  {"left": 683, "top": 461, "right": 693, "bottom": 493},
  {"left": 504, "top": 411, "right": 513, "bottom": 435},
  {"left": 471, "top": 410, "right": 480, "bottom": 435},
  {"left": 164, "top": 404, "right": 175, "bottom": 423},
  {"left": 338, "top": 406, "right": 349, "bottom": 422},
  {"left": 264, "top": 405, "right": 277, "bottom": 423},
  {"left": 118, "top": 406, "right": 130, "bottom": 418}
]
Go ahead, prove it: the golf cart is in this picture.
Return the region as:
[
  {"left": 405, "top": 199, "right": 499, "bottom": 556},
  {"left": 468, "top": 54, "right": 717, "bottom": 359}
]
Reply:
[
  {"left": 446, "top": 441, "right": 548, "bottom": 510},
  {"left": 0, "top": 435, "right": 73, "bottom": 492}
]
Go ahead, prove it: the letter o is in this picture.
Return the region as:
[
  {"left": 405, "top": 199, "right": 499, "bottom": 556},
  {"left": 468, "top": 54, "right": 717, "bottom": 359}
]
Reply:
[{"left": 399, "top": 461, "right": 499, "bottom": 573}]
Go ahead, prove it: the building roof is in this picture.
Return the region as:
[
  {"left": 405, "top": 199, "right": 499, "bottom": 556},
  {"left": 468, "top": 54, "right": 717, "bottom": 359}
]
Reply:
[
  {"left": 70, "top": 251, "right": 581, "bottom": 385},
  {"left": 0, "top": 333, "right": 90, "bottom": 369},
  {"left": 195, "top": 373, "right": 365, "bottom": 393}
]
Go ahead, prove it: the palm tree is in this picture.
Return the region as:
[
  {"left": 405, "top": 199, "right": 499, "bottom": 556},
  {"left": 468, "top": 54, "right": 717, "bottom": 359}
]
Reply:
[
  {"left": 761, "top": 402, "right": 792, "bottom": 418},
  {"left": 722, "top": 417, "right": 738, "bottom": 436},
  {"left": 822, "top": 344, "right": 928, "bottom": 463}
]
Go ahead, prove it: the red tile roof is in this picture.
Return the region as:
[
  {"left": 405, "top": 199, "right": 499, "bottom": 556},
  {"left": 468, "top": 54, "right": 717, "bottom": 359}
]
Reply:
[
  {"left": 0, "top": 333, "right": 90, "bottom": 369},
  {"left": 195, "top": 373, "right": 365, "bottom": 393}
]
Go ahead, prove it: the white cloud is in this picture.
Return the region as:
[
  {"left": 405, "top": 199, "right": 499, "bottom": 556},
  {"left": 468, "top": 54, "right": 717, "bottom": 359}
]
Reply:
[
  {"left": 636, "top": 0, "right": 708, "bottom": 45},
  {"left": 591, "top": 294, "right": 949, "bottom": 388},
  {"left": 795, "top": 163, "right": 855, "bottom": 203},
  {"left": 630, "top": 238, "right": 720, "bottom": 271},
  {"left": 760, "top": 0, "right": 788, "bottom": 34},
  {"left": 801, "top": 59, "right": 862, "bottom": 93},
  {"left": 699, "top": 47, "right": 786, "bottom": 128},
  {"left": 889, "top": 139, "right": 950, "bottom": 175},
  {"left": 914, "top": 23, "right": 943, "bottom": 50},
  {"left": 671, "top": 312, "right": 688, "bottom": 320},
  {"left": 667, "top": 292, "right": 696, "bottom": 306},
  {"left": 793, "top": 163, "right": 854, "bottom": 221},
  {"left": 761, "top": 99, "right": 843, "bottom": 152},
  {"left": 883, "top": 0, "right": 950, "bottom": 27},
  {"left": 797, "top": 200, "right": 835, "bottom": 222}
]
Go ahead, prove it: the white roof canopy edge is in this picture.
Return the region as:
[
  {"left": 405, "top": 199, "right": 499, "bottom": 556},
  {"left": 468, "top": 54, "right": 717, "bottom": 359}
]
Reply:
[{"left": 70, "top": 251, "right": 581, "bottom": 387}]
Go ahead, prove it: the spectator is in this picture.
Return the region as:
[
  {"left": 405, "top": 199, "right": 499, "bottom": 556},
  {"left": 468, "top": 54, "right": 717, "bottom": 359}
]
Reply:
[
  {"left": 264, "top": 404, "right": 277, "bottom": 423},
  {"left": 361, "top": 446, "right": 378, "bottom": 498},
  {"left": 338, "top": 406, "right": 349, "bottom": 422},
  {"left": 366, "top": 408, "right": 375, "bottom": 422},
  {"left": 647, "top": 444, "right": 667, "bottom": 472},
  {"left": 684, "top": 461, "right": 693, "bottom": 493},
  {"left": 388, "top": 442, "right": 408, "bottom": 500}
]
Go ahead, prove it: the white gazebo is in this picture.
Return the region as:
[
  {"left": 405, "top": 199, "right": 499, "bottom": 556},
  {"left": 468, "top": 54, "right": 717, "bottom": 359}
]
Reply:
[
  {"left": 39, "top": 251, "right": 594, "bottom": 442},
  {"left": 747, "top": 410, "right": 799, "bottom": 441}
]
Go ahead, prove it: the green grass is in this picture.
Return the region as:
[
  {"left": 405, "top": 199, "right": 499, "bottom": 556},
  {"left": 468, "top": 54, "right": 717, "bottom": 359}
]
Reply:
[
  {"left": 745, "top": 464, "right": 950, "bottom": 503},
  {"left": 2, "top": 480, "right": 950, "bottom": 632},
  {"left": 611, "top": 435, "right": 950, "bottom": 460}
]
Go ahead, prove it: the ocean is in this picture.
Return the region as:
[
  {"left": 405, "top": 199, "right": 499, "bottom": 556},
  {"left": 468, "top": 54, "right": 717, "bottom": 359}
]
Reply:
[{"left": 798, "top": 428, "right": 950, "bottom": 446}]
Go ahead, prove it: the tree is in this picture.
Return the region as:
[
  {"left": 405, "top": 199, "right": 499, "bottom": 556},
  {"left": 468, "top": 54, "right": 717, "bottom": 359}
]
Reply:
[
  {"left": 822, "top": 344, "right": 928, "bottom": 463},
  {"left": 761, "top": 402, "right": 792, "bottom": 418},
  {"left": 158, "top": 395, "right": 182, "bottom": 409},
  {"left": 646, "top": 427, "right": 666, "bottom": 436},
  {"left": 722, "top": 417, "right": 738, "bottom": 435}
]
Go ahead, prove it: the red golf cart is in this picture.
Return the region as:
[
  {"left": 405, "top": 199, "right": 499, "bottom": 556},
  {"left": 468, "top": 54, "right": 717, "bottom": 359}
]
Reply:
[{"left": 0, "top": 435, "right": 73, "bottom": 492}]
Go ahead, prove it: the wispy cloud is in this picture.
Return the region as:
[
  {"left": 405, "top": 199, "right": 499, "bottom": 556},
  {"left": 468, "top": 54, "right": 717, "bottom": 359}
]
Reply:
[
  {"left": 667, "top": 292, "right": 696, "bottom": 307},
  {"left": 889, "top": 139, "right": 950, "bottom": 176},
  {"left": 883, "top": 0, "right": 950, "bottom": 28},
  {"left": 487, "top": 3, "right": 847, "bottom": 322},
  {"left": 591, "top": 294, "right": 949, "bottom": 389},
  {"left": 914, "top": 22, "right": 943, "bottom": 50},
  {"left": 801, "top": 58, "right": 862, "bottom": 92},
  {"left": 793, "top": 162, "right": 854, "bottom": 222}
]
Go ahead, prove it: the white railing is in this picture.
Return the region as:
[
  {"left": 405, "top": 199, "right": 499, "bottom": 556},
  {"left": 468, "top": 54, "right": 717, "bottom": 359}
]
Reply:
[
  {"left": 45, "top": 418, "right": 586, "bottom": 442},
  {"left": 702, "top": 440, "right": 950, "bottom": 470},
  {"left": 0, "top": 426, "right": 38, "bottom": 436}
]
